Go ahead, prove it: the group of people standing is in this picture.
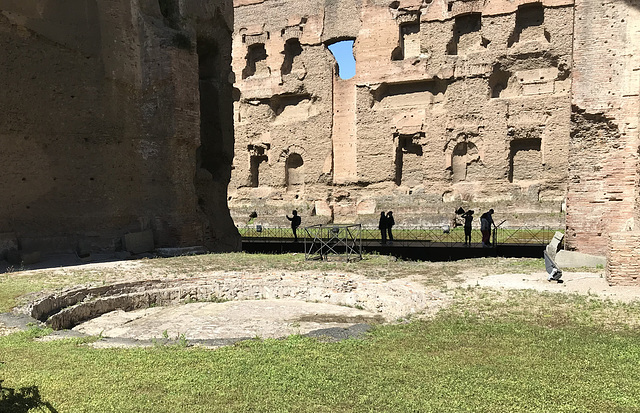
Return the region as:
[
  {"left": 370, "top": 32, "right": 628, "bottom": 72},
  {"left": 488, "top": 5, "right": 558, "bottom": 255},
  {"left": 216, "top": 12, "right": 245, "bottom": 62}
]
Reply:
[
  {"left": 461, "top": 208, "right": 495, "bottom": 247},
  {"left": 378, "top": 211, "right": 395, "bottom": 245},
  {"left": 285, "top": 207, "right": 495, "bottom": 247}
]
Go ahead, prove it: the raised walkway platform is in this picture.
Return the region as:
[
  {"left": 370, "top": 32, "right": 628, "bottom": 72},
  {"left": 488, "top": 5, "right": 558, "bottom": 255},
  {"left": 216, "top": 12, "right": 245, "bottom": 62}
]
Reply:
[{"left": 240, "top": 226, "right": 553, "bottom": 261}]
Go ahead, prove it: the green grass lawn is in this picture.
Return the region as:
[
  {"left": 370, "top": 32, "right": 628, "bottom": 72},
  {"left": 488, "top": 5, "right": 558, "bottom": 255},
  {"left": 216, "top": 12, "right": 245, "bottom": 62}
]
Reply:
[{"left": 1, "top": 254, "right": 638, "bottom": 412}]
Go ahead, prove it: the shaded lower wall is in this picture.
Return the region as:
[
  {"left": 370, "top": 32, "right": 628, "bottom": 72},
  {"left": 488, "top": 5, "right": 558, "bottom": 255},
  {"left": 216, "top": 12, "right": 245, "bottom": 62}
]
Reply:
[{"left": 0, "top": 0, "right": 240, "bottom": 254}]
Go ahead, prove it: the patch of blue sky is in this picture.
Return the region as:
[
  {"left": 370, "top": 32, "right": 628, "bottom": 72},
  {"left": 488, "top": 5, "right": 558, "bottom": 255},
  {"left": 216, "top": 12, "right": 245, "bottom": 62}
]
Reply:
[{"left": 328, "top": 40, "right": 356, "bottom": 80}]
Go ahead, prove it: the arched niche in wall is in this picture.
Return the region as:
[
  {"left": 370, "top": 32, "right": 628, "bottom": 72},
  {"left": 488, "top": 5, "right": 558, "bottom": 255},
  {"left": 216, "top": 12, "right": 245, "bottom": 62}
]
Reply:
[
  {"left": 447, "top": 13, "right": 482, "bottom": 56},
  {"left": 243, "top": 43, "right": 269, "bottom": 79},
  {"left": 285, "top": 153, "right": 305, "bottom": 190},
  {"left": 508, "top": 3, "right": 549, "bottom": 47},
  {"left": 394, "top": 133, "right": 424, "bottom": 186},
  {"left": 281, "top": 38, "right": 304, "bottom": 76},
  {"left": 279, "top": 145, "right": 306, "bottom": 192},
  {"left": 509, "top": 138, "right": 542, "bottom": 182},
  {"left": 445, "top": 134, "right": 483, "bottom": 183},
  {"left": 248, "top": 144, "right": 269, "bottom": 188},
  {"left": 489, "top": 64, "right": 520, "bottom": 98},
  {"left": 451, "top": 142, "right": 478, "bottom": 182},
  {"left": 391, "top": 11, "right": 421, "bottom": 61}
]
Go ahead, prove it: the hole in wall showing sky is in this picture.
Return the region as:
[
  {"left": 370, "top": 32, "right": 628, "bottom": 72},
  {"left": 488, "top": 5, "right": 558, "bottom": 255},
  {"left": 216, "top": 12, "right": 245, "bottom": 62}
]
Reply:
[{"left": 328, "top": 40, "right": 356, "bottom": 80}]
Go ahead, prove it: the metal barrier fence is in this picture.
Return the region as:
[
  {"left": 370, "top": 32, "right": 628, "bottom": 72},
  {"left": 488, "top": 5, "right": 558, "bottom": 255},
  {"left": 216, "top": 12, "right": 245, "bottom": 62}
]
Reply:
[
  {"left": 239, "top": 225, "right": 560, "bottom": 247},
  {"left": 304, "top": 224, "right": 362, "bottom": 261}
]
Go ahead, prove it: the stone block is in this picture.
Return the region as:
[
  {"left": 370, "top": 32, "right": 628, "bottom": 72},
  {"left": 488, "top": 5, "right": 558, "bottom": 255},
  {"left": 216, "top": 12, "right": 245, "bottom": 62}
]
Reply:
[
  {"left": 123, "top": 230, "right": 154, "bottom": 255},
  {"left": 517, "top": 67, "right": 558, "bottom": 83},
  {"left": 156, "top": 246, "right": 208, "bottom": 258},
  {"left": 522, "top": 82, "right": 555, "bottom": 96},
  {"left": 555, "top": 250, "right": 606, "bottom": 269}
]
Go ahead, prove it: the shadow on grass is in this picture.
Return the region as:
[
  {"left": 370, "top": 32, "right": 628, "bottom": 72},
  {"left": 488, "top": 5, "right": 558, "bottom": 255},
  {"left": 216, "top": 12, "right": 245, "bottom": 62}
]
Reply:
[{"left": 1, "top": 381, "right": 58, "bottom": 413}]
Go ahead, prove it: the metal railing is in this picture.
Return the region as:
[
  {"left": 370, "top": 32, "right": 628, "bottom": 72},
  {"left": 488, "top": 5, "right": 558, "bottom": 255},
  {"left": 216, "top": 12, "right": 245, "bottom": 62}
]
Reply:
[
  {"left": 239, "top": 225, "right": 560, "bottom": 248},
  {"left": 304, "top": 224, "right": 362, "bottom": 261}
]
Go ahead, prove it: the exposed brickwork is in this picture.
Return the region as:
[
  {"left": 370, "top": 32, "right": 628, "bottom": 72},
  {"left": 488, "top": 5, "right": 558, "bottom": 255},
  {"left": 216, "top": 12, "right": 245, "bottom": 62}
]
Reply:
[
  {"left": 230, "top": 0, "right": 574, "bottom": 229},
  {"left": 607, "top": 232, "right": 640, "bottom": 286},
  {"left": 566, "top": 109, "right": 636, "bottom": 255},
  {"left": 569, "top": 0, "right": 640, "bottom": 265}
]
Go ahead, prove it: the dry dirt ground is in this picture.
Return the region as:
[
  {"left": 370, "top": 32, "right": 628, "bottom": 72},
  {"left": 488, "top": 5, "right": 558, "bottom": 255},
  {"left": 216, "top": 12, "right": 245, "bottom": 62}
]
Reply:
[
  {"left": 3, "top": 258, "right": 640, "bottom": 348},
  {"left": 454, "top": 269, "right": 640, "bottom": 302}
]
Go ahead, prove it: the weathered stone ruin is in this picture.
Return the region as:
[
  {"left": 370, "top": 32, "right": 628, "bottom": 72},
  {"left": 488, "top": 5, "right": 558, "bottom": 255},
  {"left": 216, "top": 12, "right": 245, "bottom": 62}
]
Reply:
[
  {"left": 0, "top": 0, "right": 240, "bottom": 255},
  {"left": 568, "top": 0, "right": 640, "bottom": 285},
  {"left": 229, "top": 0, "right": 640, "bottom": 284},
  {"left": 2, "top": 0, "right": 640, "bottom": 284},
  {"left": 229, "top": 0, "right": 574, "bottom": 229},
  {"left": 24, "top": 273, "right": 431, "bottom": 330}
]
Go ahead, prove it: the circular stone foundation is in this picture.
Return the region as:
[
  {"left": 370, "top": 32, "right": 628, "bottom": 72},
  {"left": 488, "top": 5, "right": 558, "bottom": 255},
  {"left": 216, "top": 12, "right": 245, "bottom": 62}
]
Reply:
[{"left": 20, "top": 271, "right": 439, "bottom": 344}]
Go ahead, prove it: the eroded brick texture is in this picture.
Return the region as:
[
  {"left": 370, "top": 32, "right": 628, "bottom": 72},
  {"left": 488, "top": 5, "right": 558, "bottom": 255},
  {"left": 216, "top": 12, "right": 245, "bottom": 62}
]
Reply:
[
  {"left": 566, "top": 109, "right": 633, "bottom": 255},
  {"left": 570, "top": 0, "right": 640, "bottom": 274},
  {"left": 608, "top": 233, "right": 640, "bottom": 286},
  {"left": 230, "top": 0, "right": 573, "bottom": 229}
]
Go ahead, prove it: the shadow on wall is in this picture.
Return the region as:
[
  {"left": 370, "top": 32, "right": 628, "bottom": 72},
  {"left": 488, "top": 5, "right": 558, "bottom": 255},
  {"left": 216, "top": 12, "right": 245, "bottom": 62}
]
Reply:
[{"left": 194, "top": 6, "right": 242, "bottom": 252}]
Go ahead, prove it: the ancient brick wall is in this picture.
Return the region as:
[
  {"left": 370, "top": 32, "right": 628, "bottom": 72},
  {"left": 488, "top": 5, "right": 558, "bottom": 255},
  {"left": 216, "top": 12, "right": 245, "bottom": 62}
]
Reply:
[
  {"left": 230, "top": 0, "right": 573, "bottom": 229},
  {"left": 568, "top": 0, "right": 640, "bottom": 257},
  {"left": 0, "top": 0, "right": 240, "bottom": 254},
  {"left": 607, "top": 232, "right": 640, "bottom": 286},
  {"left": 229, "top": 0, "right": 336, "bottom": 222}
]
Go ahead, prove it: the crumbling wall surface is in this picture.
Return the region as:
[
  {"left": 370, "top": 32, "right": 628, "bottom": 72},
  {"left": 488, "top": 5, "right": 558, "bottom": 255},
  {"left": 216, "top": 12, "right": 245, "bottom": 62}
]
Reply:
[
  {"left": 351, "top": 1, "right": 574, "bottom": 226},
  {"left": 230, "top": 0, "right": 575, "bottom": 229},
  {"left": 0, "top": 0, "right": 240, "bottom": 254},
  {"left": 229, "top": 0, "right": 336, "bottom": 223},
  {"left": 188, "top": 1, "right": 241, "bottom": 252},
  {"left": 568, "top": 0, "right": 640, "bottom": 259},
  {"left": 567, "top": 110, "right": 633, "bottom": 255}
]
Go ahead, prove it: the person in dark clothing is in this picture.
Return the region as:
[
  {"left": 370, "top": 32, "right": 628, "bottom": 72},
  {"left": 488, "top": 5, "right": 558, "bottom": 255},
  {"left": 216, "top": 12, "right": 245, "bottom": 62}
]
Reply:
[
  {"left": 378, "top": 211, "right": 387, "bottom": 244},
  {"left": 286, "top": 210, "right": 302, "bottom": 242},
  {"left": 386, "top": 211, "right": 395, "bottom": 244},
  {"left": 462, "top": 209, "right": 474, "bottom": 246},
  {"left": 480, "top": 209, "right": 495, "bottom": 247}
]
